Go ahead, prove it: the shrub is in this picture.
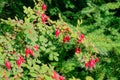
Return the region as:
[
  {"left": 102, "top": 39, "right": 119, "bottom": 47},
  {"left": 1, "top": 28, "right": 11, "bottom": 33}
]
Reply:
[{"left": 0, "top": 0, "right": 100, "bottom": 79}]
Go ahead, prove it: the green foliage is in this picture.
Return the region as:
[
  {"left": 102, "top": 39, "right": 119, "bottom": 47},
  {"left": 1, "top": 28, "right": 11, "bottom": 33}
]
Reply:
[
  {"left": 78, "top": 1, "right": 120, "bottom": 79},
  {"left": 0, "top": 0, "right": 35, "bottom": 19},
  {"left": 45, "top": 0, "right": 120, "bottom": 79},
  {"left": 0, "top": 0, "right": 120, "bottom": 79},
  {"left": 0, "top": 0, "right": 100, "bottom": 79},
  {"left": 0, "top": 0, "right": 6, "bottom": 13}
]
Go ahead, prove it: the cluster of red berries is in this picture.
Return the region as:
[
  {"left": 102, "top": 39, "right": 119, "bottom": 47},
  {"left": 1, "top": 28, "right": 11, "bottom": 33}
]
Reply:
[
  {"left": 52, "top": 71, "right": 65, "bottom": 80},
  {"left": 63, "top": 35, "right": 70, "bottom": 43},
  {"left": 75, "top": 34, "right": 85, "bottom": 54},
  {"left": 75, "top": 48, "right": 81, "bottom": 54},
  {"left": 5, "top": 61, "right": 11, "bottom": 71},
  {"left": 16, "top": 56, "right": 24, "bottom": 68},
  {"left": 25, "top": 45, "right": 39, "bottom": 57},
  {"left": 25, "top": 48, "right": 34, "bottom": 57},
  {"left": 41, "top": 13, "right": 48, "bottom": 24},
  {"left": 55, "top": 27, "right": 99, "bottom": 70},
  {"left": 5, "top": 56, "right": 24, "bottom": 71},
  {"left": 5, "top": 45, "right": 39, "bottom": 71},
  {"left": 41, "top": 4, "right": 48, "bottom": 24},
  {"left": 77, "top": 34, "right": 85, "bottom": 43},
  {"left": 84, "top": 57, "right": 99, "bottom": 70},
  {"left": 55, "top": 29, "right": 60, "bottom": 38},
  {"left": 35, "top": 4, "right": 48, "bottom": 24},
  {"left": 55, "top": 29, "right": 71, "bottom": 43},
  {"left": 55, "top": 28, "right": 100, "bottom": 70},
  {"left": 55, "top": 28, "right": 85, "bottom": 55}
]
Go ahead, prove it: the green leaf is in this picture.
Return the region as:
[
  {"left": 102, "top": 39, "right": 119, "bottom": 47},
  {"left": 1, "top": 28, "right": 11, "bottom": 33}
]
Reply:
[
  {"left": 33, "top": 64, "right": 40, "bottom": 71},
  {"left": 28, "top": 72, "right": 37, "bottom": 77},
  {"left": 44, "top": 75, "right": 53, "bottom": 80},
  {"left": 0, "top": 60, "right": 4, "bottom": 65},
  {"left": 39, "top": 35, "right": 48, "bottom": 43},
  {"left": 6, "top": 71, "right": 10, "bottom": 77},
  {"left": 27, "top": 59, "right": 32, "bottom": 66},
  {"left": 45, "top": 48, "right": 51, "bottom": 53},
  {"left": 54, "top": 52, "right": 59, "bottom": 56},
  {"left": 0, "top": 47, "right": 3, "bottom": 52},
  {"left": 0, "top": 69, "right": 4, "bottom": 77},
  {"left": 40, "top": 65, "right": 49, "bottom": 74},
  {"left": 86, "top": 76, "right": 94, "bottom": 80},
  {"left": 50, "top": 46, "right": 56, "bottom": 50},
  {"left": 49, "top": 53, "right": 54, "bottom": 61},
  {"left": 54, "top": 56, "right": 59, "bottom": 61},
  {"left": 40, "top": 46, "right": 46, "bottom": 51},
  {"left": 0, "top": 53, "right": 6, "bottom": 60},
  {"left": 21, "top": 63, "right": 27, "bottom": 67},
  {"left": 36, "top": 60, "right": 41, "bottom": 64}
]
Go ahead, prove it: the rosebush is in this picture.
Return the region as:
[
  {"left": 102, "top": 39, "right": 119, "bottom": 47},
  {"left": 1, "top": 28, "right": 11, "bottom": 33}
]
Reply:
[{"left": 0, "top": 0, "right": 100, "bottom": 79}]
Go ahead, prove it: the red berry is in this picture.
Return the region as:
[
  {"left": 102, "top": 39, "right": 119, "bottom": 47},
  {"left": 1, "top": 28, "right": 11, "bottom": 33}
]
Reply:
[
  {"left": 75, "top": 48, "right": 81, "bottom": 54},
  {"left": 25, "top": 48, "right": 29, "bottom": 57},
  {"left": 55, "top": 29, "right": 60, "bottom": 38},
  {"left": 20, "top": 56, "right": 24, "bottom": 62},
  {"left": 52, "top": 71, "right": 59, "bottom": 79},
  {"left": 63, "top": 37, "right": 67, "bottom": 43},
  {"left": 42, "top": 13, "right": 45, "bottom": 17},
  {"left": 65, "top": 35, "right": 70, "bottom": 42},
  {"left": 63, "top": 35, "right": 70, "bottom": 43},
  {"left": 95, "top": 57, "right": 99, "bottom": 63},
  {"left": 41, "top": 16, "right": 46, "bottom": 24},
  {"left": 41, "top": 13, "right": 48, "bottom": 24},
  {"left": 85, "top": 61, "right": 89, "bottom": 69},
  {"left": 59, "top": 76, "right": 65, "bottom": 80},
  {"left": 16, "top": 59, "right": 22, "bottom": 68},
  {"left": 29, "top": 49, "right": 34, "bottom": 56},
  {"left": 77, "top": 38, "right": 82, "bottom": 43},
  {"left": 78, "top": 34, "right": 85, "bottom": 43},
  {"left": 5, "top": 61, "right": 11, "bottom": 71},
  {"left": 89, "top": 58, "right": 95, "bottom": 70},
  {"left": 80, "top": 34, "right": 85, "bottom": 39},
  {"left": 25, "top": 48, "right": 34, "bottom": 57},
  {"left": 34, "top": 45, "right": 39, "bottom": 51},
  {"left": 42, "top": 4, "right": 47, "bottom": 11}
]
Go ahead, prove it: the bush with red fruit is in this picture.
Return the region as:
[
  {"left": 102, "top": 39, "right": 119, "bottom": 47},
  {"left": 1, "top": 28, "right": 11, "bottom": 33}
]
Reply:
[{"left": 0, "top": 0, "right": 100, "bottom": 79}]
